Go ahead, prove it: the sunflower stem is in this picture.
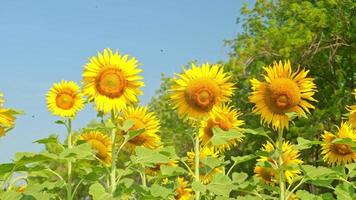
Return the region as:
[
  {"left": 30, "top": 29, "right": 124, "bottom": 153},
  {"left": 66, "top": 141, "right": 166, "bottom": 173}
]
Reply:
[
  {"left": 110, "top": 111, "right": 117, "bottom": 195},
  {"left": 278, "top": 129, "right": 285, "bottom": 200},
  {"left": 194, "top": 132, "right": 200, "bottom": 200},
  {"left": 66, "top": 118, "right": 73, "bottom": 200}
]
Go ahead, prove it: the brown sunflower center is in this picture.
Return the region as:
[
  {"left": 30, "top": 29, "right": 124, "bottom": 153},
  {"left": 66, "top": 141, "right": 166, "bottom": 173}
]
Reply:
[
  {"left": 56, "top": 92, "right": 75, "bottom": 110},
  {"left": 184, "top": 79, "right": 220, "bottom": 112},
  {"left": 266, "top": 78, "right": 301, "bottom": 113},
  {"left": 333, "top": 143, "right": 353, "bottom": 155},
  {"left": 96, "top": 68, "right": 127, "bottom": 98},
  {"left": 260, "top": 168, "right": 275, "bottom": 182},
  {"left": 88, "top": 139, "right": 108, "bottom": 158}
]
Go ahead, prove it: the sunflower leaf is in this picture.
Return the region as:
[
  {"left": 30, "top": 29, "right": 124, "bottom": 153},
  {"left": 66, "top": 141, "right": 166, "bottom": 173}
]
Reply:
[
  {"left": 211, "top": 127, "right": 244, "bottom": 146},
  {"left": 121, "top": 119, "right": 134, "bottom": 132}
]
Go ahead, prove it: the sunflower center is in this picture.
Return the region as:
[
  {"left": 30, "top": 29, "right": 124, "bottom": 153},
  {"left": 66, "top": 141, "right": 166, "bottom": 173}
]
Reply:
[
  {"left": 266, "top": 78, "right": 301, "bottom": 113},
  {"left": 333, "top": 143, "right": 353, "bottom": 155},
  {"left": 261, "top": 169, "right": 274, "bottom": 182},
  {"left": 184, "top": 79, "right": 220, "bottom": 112},
  {"left": 56, "top": 93, "right": 75, "bottom": 110},
  {"left": 88, "top": 139, "right": 108, "bottom": 158},
  {"left": 204, "top": 118, "right": 232, "bottom": 140},
  {"left": 96, "top": 68, "right": 126, "bottom": 98}
]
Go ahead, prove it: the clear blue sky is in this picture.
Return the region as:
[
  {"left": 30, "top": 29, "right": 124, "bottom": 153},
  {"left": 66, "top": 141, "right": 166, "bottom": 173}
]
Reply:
[{"left": 0, "top": 0, "right": 251, "bottom": 162}]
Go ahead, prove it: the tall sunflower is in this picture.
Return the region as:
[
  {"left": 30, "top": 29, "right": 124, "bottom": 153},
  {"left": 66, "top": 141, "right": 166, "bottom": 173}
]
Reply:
[
  {"left": 321, "top": 122, "right": 356, "bottom": 165},
  {"left": 347, "top": 105, "right": 356, "bottom": 127},
  {"left": 0, "top": 92, "right": 18, "bottom": 137},
  {"left": 199, "top": 104, "right": 244, "bottom": 152},
  {"left": 249, "top": 60, "right": 317, "bottom": 130},
  {"left": 175, "top": 177, "right": 193, "bottom": 200},
  {"left": 170, "top": 63, "right": 235, "bottom": 119},
  {"left": 117, "top": 106, "right": 161, "bottom": 153},
  {"left": 46, "top": 80, "right": 84, "bottom": 118},
  {"left": 187, "top": 146, "right": 222, "bottom": 184},
  {"left": 82, "top": 48, "right": 144, "bottom": 114},
  {"left": 77, "top": 131, "right": 112, "bottom": 165},
  {"left": 255, "top": 141, "right": 303, "bottom": 184}
]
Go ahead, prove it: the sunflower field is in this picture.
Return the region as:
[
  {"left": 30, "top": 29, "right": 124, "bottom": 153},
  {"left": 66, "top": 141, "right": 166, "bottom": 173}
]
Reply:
[{"left": 0, "top": 0, "right": 355, "bottom": 200}]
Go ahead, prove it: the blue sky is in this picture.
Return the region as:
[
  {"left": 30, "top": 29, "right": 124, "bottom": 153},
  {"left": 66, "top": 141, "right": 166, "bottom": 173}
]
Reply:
[{"left": 0, "top": 0, "right": 250, "bottom": 162}]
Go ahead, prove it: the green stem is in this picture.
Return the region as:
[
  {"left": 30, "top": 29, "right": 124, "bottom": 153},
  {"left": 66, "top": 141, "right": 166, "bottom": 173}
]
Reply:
[
  {"left": 194, "top": 133, "right": 200, "bottom": 200},
  {"left": 66, "top": 118, "right": 73, "bottom": 200},
  {"left": 278, "top": 129, "right": 285, "bottom": 200},
  {"left": 141, "top": 172, "right": 147, "bottom": 187},
  {"left": 110, "top": 111, "right": 117, "bottom": 194}
]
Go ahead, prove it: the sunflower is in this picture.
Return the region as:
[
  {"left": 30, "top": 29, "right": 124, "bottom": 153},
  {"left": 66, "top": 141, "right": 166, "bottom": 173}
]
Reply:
[
  {"left": 249, "top": 60, "right": 317, "bottom": 130},
  {"left": 347, "top": 105, "right": 356, "bottom": 127},
  {"left": 321, "top": 122, "right": 356, "bottom": 165},
  {"left": 170, "top": 63, "right": 235, "bottom": 119},
  {"left": 77, "top": 131, "right": 112, "bottom": 164},
  {"left": 117, "top": 106, "right": 161, "bottom": 153},
  {"left": 175, "top": 177, "right": 193, "bottom": 200},
  {"left": 46, "top": 80, "right": 84, "bottom": 118},
  {"left": 187, "top": 147, "right": 222, "bottom": 184},
  {"left": 0, "top": 93, "right": 18, "bottom": 137},
  {"left": 82, "top": 48, "right": 144, "bottom": 114},
  {"left": 255, "top": 141, "right": 303, "bottom": 184},
  {"left": 145, "top": 160, "right": 178, "bottom": 176},
  {"left": 199, "top": 104, "right": 244, "bottom": 152}
]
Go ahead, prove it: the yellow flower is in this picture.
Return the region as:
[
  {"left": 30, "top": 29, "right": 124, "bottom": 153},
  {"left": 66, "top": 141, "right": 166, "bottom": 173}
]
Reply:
[
  {"left": 145, "top": 160, "right": 178, "bottom": 176},
  {"left": 170, "top": 63, "right": 234, "bottom": 119},
  {"left": 82, "top": 48, "right": 144, "bottom": 114},
  {"left": 321, "top": 122, "right": 356, "bottom": 165},
  {"left": 249, "top": 60, "right": 317, "bottom": 130},
  {"left": 0, "top": 92, "right": 18, "bottom": 137},
  {"left": 187, "top": 147, "right": 222, "bottom": 184},
  {"left": 77, "top": 131, "right": 112, "bottom": 164},
  {"left": 254, "top": 166, "right": 277, "bottom": 184},
  {"left": 347, "top": 105, "right": 356, "bottom": 128},
  {"left": 255, "top": 141, "right": 303, "bottom": 184},
  {"left": 175, "top": 177, "right": 193, "bottom": 200},
  {"left": 46, "top": 80, "right": 84, "bottom": 118},
  {"left": 199, "top": 104, "right": 244, "bottom": 152},
  {"left": 117, "top": 106, "right": 161, "bottom": 153}
]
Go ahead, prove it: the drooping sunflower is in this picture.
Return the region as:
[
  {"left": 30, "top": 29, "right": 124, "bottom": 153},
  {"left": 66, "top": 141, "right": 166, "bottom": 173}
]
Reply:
[
  {"left": 170, "top": 63, "right": 235, "bottom": 119},
  {"left": 175, "top": 177, "right": 193, "bottom": 200},
  {"left": 199, "top": 104, "right": 244, "bottom": 152},
  {"left": 255, "top": 141, "right": 303, "bottom": 184},
  {"left": 0, "top": 93, "right": 18, "bottom": 137},
  {"left": 46, "top": 80, "right": 84, "bottom": 118},
  {"left": 77, "top": 131, "right": 112, "bottom": 164},
  {"left": 145, "top": 160, "right": 178, "bottom": 176},
  {"left": 82, "top": 48, "right": 144, "bottom": 114},
  {"left": 117, "top": 106, "right": 161, "bottom": 153},
  {"left": 249, "top": 60, "right": 317, "bottom": 130},
  {"left": 346, "top": 105, "right": 356, "bottom": 127},
  {"left": 187, "top": 147, "right": 222, "bottom": 184},
  {"left": 321, "top": 122, "right": 356, "bottom": 165}
]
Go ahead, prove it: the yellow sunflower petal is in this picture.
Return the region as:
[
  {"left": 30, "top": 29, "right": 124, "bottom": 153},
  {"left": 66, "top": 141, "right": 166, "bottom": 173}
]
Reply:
[
  {"left": 82, "top": 48, "right": 144, "bottom": 114},
  {"left": 46, "top": 80, "right": 84, "bottom": 118},
  {"left": 249, "top": 60, "right": 317, "bottom": 131},
  {"left": 175, "top": 177, "right": 193, "bottom": 200},
  {"left": 321, "top": 122, "right": 356, "bottom": 165},
  {"left": 170, "top": 63, "right": 235, "bottom": 119}
]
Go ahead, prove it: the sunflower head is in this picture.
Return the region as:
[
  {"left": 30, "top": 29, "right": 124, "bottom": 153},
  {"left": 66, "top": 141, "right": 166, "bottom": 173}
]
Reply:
[
  {"left": 145, "top": 160, "right": 178, "bottom": 176},
  {"left": 175, "top": 177, "right": 193, "bottom": 200},
  {"left": 199, "top": 104, "right": 244, "bottom": 152},
  {"left": 346, "top": 105, "right": 356, "bottom": 128},
  {"left": 77, "top": 131, "right": 112, "bottom": 165},
  {"left": 249, "top": 60, "right": 317, "bottom": 131},
  {"left": 255, "top": 141, "right": 303, "bottom": 184},
  {"left": 0, "top": 93, "right": 19, "bottom": 137},
  {"left": 187, "top": 146, "right": 222, "bottom": 184},
  {"left": 254, "top": 166, "right": 277, "bottom": 184},
  {"left": 321, "top": 122, "right": 356, "bottom": 165},
  {"left": 82, "top": 48, "right": 144, "bottom": 114},
  {"left": 170, "top": 63, "right": 235, "bottom": 120},
  {"left": 46, "top": 80, "right": 84, "bottom": 118},
  {"left": 116, "top": 106, "right": 161, "bottom": 153}
]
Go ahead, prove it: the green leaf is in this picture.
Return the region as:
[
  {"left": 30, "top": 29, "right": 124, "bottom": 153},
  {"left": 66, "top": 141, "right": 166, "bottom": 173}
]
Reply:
[
  {"left": 295, "top": 137, "right": 321, "bottom": 150},
  {"left": 232, "top": 172, "right": 248, "bottom": 184},
  {"left": 149, "top": 184, "right": 173, "bottom": 198},
  {"left": 335, "top": 183, "right": 355, "bottom": 200},
  {"left": 0, "top": 190, "right": 21, "bottom": 200},
  {"left": 301, "top": 165, "right": 337, "bottom": 179},
  {"left": 201, "top": 156, "right": 222, "bottom": 170},
  {"left": 296, "top": 190, "right": 322, "bottom": 200},
  {"left": 231, "top": 155, "right": 256, "bottom": 165},
  {"left": 207, "top": 174, "right": 234, "bottom": 197},
  {"left": 89, "top": 183, "right": 113, "bottom": 200},
  {"left": 244, "top": 128, "right": 270, "bottom": 138},
  {"left": 54, "top": 120, "right": 65, "bottom": 125},
  {"left": 160, "top": 165, "right": 185, "bottom": 176},
  {"left": 59, "top": 143, "right": 94, "bottom": 161},
  {"left": 192, "top": 181, "right": 207, "bottom": 193},
  {"left": 121, "top": 119, "right": 134, "bottom": 132},
  {"left": 127, "top": 128, "right": 145, "bottom": 140},
  {"left": 0, "top": 163, "right": 15, "bottom": 177},
  {"left": 131, "top": 147, "right": 170, "bottom": 164},
  {"left": 211, "top": 127, "right": 244, "bottom": 146},
  {"left": 34, "top": 136, "right": 60, "bottom": 145}
]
